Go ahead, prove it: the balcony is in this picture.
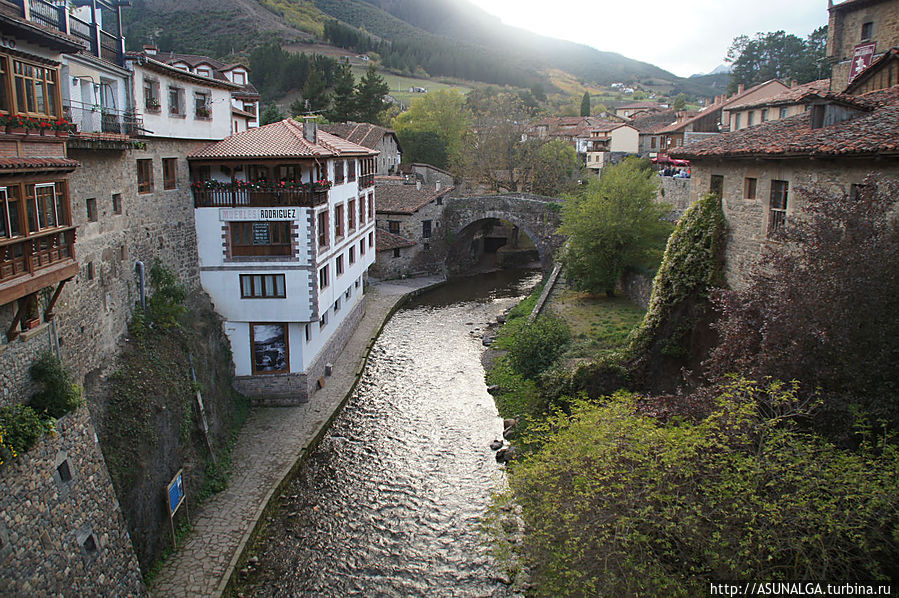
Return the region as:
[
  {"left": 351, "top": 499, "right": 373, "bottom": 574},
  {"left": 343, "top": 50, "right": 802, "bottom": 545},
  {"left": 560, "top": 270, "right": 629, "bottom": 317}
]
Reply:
[
  {"left": 0, "top": 227, "right": 78, "bottom": 306},
  {"left": 64, "top": 100, "right": 143, "bottom": 135},
  {"left": 359, "top": 173, "right": 375, "bottom": 188},
  {"left": 192, "top": 181, "right": 329, "bottom": 209}
]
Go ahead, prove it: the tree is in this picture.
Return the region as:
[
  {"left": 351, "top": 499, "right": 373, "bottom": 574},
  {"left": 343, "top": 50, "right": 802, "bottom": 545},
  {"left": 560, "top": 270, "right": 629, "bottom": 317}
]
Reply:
[
  {"left": 260, "top": 103, "right": 284, "bottom": 125},
  {"left": 706, "top": 181, "right": 899, "bottom": 441},
  {"left": 725, "top": 27, "right": 829, "bottom": 92},
  {"left": 560, "top": 158, "right": 672, "bottom": 295},
  {"left": 672, "top": 93, "right": 687, "bottom": 111},
  {"left": 302, "top": 68, "right": 329, "bottom": 113},
  {"left": 392, "top": 89, "right": 468, "bottom": 166},
  {"left": 326, "top": 62, "right": 357, "bottom": 122},
  {"left": 395, "top": 130, "right": 448, "bottom": 169},
  {"left": 580, "top": 91, "right": 591, "bottom": 116},
  {"left": 353, "top": 65, "right": 390, "bottom": 124},
  {"left": 524, "top": 139, "right": 581, "bottom": 197}
]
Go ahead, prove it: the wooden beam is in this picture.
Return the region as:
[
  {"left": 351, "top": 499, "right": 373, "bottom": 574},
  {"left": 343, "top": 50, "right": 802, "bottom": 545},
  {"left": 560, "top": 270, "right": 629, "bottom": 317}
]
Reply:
[
  {"left": 6, "top": 299, "right": 24, "bottom": 341},
  {"left": 43, "top": 278, "right": 69, "bottom": 321}
]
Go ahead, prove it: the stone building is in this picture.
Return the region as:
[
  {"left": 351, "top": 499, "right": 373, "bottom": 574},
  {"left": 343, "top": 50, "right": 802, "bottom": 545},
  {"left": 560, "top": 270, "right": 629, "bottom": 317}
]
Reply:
[
  {"left": 827, "top": 0, "right": 899, "bottom": 91},
  {"left": 321, "top": 122, "right": 401, "bottom": 175},
  {"left": 372, "top": 180, "right": 453, "bottom": 279},
  {"left": 188, "top": 119, "right": 378, "bottom": 403},
  {"left": 727, "top": 79, "right": 831, "bottom": 131},
  {"left": 671, "top": 85, "right": 899, "bottom": 288}
]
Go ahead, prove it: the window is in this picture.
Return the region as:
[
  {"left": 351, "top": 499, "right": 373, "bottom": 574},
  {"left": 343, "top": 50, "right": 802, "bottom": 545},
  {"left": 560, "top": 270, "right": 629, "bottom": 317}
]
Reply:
[
  {"left": 393, "top": 248, "right": 401, "bottom": 258},
  {"left": 11, "top": 58, "right": 59, "bottom": 118},
  {"left": 779, "top": 107, "right": 788, "bottom": 119},
  {"left": 229, "top": 221, "right": 291, "bottom": 256},
  {"left": 709, "top": 175, "right": 724, "bottom": 199},
  {"left": 422, "top": 220, "right": 432, "bottom": 238},
  {"left": 305, "top": 323, "right": 311, "bottom": 342},
  {"left": 358, "top": 196, "right": 364, "bottom": 228},
  {"left": 143, "top": 78, "right": 160, "bottom": 111},
  {"left": 317, "top": 210, "right": 329, "bottom": 247},
  {"left": 348, "top": 160, "right": 356, "bottom": 182},
  {"left": 761, "top": 109, "right": 768, "bottom": 122},
  {"left": 336, "top": 254, "right": 344, "bottom": 276},
  {"left": 369, "top": 231, "right": 374, "bottom": 248},
  {"left": 345, "top": 287, "right": 351, "bottom": 300},
  {"left": 29, "top": 183, "right": 61, "bottom": 230},
  {"left": 744, "top": 177, "right": 757, "bottom": 200},
  {"left": 0, "top": 57, "right": 8, "bottom": 113},
  {"left": 196, "top": 67, "right": 212, "bottom": 78},
  {"left": 168, "top": 86, "right": 184, "bottom": 115},
  {"left": 56, "top": 460, "right": 72, "bottom": 483},
  {"left": 334, "top": 297, "right": 341, "bottom": 312},
  {"left": 734, "top": 114, "right": 741, "bottom": 129},
  {"left": 112, "top": 193, "right": 122, "bottom": 214},
  {"left": 768, "top": 180, "right": 788, "bottom": 236},
  {"left": 0, "top": 187, "right": 23, "bottom": 239},
  {"left": 137, "top": 159, "right": 153, "bottom": 194},
  {"left": 195, "top": 91, "right": 210, "bottom": 118},
  {"left": 368, "top": 195, "right": 374, "bottom": 222},
  {"left": 360, "top": 239, "right": 366, "bottom": 256},
  {"left": 86, "top": 262, "right": 94, "bottom": 281},
  {"left": 747, "top": 111, "right": 755, "bottom": 126},
  {"left": 250, "top": 323, "right": 288, "bottom": 374},
  {"left": 388, "top": 221, "right": 400, "bottom": 234},
  {"left": 335, "top": 161, "right": 345, "bottom": 185},
  {"left": 233, "top": 71, "right": 246, "bottom": 85},
  {"left": 319, "top": 264, "right": 329, "bottom": 288},
  {"left": 436, "top": 195, "right": 443, "bottom": 206},
  {"left": 348, "top": 199, "right": 356, "bottom": 232},
  {"left": 650, "top": 137, "right": 656, "bottom": 149},
  {"left": 861, "top": 21, "right": 873, "bottom": 41},
  {"left": 423, "top": 243, "right": 430, "bottom": 251},
  {"left": 86, "top": 198, "right": 97, "bottom": 222},
  {"left": 355, "top": 278, "right": 360, "bottom": 289},
  {"left": 163, "top": 158, "right": 177, "bottom": 190},
  {"left": 319, "top": 311, "right": 328, "bottom": 328},
  {"left": 849, "top": 183, "right": 868, "bottom": 201},
  {"left": 349, "top": 246, "right": 356, "bottom": 265},
  {"left": 240, "top": 274, "right": 286, "bottom": 298},
  {"left": 335, "top": 204, "right": 345, "bottom": 239}
]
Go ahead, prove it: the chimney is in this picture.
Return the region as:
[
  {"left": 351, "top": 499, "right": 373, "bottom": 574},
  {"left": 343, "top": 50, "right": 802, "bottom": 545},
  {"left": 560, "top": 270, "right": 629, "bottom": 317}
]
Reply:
[
  {"left": 303, "top": 119, "right": 317, "bottom": 144},
  {"left": 143, "top": 44, "right": 158, "bottom": 56},
  {"left": 436, "top": 181, "right": 442, "bottom": 191},
  {"left": 791, "top": 80, "right": 798, "bottom": 88},
  {"left": 738, "top": 84, "right": 746, "bottom": 94},
  {"left": 416, "top": 180, "right": 422, "bottom": 191}
]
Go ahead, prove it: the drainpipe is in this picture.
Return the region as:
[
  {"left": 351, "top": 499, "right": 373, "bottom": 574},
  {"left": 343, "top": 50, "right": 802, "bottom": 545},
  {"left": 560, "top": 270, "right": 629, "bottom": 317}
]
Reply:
[{"left": 135, "top": 260, "right": 146, "bottom": 309}]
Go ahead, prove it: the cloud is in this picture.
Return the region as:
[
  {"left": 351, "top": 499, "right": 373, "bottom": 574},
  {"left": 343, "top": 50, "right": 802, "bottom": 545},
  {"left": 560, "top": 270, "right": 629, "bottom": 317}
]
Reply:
[{"left": 467, "top": 0, "right": 826, "bottom": 77}]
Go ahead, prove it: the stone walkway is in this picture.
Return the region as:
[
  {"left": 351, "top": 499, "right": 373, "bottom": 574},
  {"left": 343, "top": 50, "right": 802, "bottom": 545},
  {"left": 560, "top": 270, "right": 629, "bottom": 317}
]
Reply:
[{"left": 148, "top": 276, "right": 445, "bottom": 598}]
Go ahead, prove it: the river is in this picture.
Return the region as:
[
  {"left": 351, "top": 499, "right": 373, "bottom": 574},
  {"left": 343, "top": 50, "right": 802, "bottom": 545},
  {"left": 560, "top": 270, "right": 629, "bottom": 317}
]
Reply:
[{"left": 237, "top": 269, "right": 542, "bottom": 597}]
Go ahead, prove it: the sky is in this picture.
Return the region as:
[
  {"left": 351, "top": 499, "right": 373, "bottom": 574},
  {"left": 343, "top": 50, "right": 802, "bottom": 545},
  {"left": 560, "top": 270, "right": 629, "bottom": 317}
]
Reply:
[{"left": 465, "top": 0, "right": 828, "bottom": 78}]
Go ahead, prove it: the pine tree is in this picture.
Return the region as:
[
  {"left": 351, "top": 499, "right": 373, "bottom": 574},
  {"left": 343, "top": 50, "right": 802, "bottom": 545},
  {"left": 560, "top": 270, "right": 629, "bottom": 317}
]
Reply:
[
  {"left": 302, "top": 68, "right": 330, "bottom": 114},
  {"left": 354, "top": 65, "right": 390, "bottom": 124},
  {"left": 580, "top": 91, "right": 591, "bottom": 117},
  {"left": 326, "top": 63, "right": 357, "bottom": 123}
]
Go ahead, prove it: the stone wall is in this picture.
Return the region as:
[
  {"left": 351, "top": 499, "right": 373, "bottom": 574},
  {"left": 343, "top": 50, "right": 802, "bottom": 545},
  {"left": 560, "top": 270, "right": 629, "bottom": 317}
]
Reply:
[
  {"left": 234, "top": 296, "right": 365, "bottom": 405},
  {"left": 828, "top": 0, "right": 899, "bottom": 91},
  {"left": 686, "top": 157, "right": 899, "bottom": 288},
  {"left": 374, "top": 193, "right": 449, "bottom": 279},
  {"left": 0, "top": 407, "right": 144, "bottom": 596},
  {"left": 657, "top": 176, "right": 692, "bottom": 217},
  {"left": 621, "top": 270, "right": 654, "bottom": 310}
]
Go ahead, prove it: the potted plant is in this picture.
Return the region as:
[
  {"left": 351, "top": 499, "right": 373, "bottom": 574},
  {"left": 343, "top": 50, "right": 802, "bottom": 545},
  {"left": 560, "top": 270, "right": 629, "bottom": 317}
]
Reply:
[
  {"left": 146, "top": 97, "right": 160, "bottom": 111},
  {"left": 53, "top": 117, "right": 74, "bottom": 136},
  {"left": 196, "top": 105, "right": 211, "bottom": 118},
  {"left": 5, "top": 114, "right": 27, "bottom": 135},
  {"left": 22, "top": 300, "right": 40, "bottom": 330}
]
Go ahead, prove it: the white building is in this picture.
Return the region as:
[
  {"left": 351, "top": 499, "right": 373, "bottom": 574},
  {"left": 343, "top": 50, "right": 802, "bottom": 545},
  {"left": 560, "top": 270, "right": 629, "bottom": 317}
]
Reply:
[{"left": 188, "top": 119, "right": 378, "bottom": 403}]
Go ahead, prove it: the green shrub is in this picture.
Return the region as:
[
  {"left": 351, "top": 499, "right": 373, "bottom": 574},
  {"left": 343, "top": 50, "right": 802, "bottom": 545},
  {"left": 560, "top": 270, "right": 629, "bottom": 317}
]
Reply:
[
  {"left": 539, "top": 353, "right": 630, "bottom": 409},
  {"left": 508, "top": 313, "right": 571, "bottom": 379},
  {"left": 0, "top": 404, "right": 54, "bottom": 459},
  {"left": 148, "top": 261, "right": 187, "bottom": 329},
  {"left": 507, "top": 379, "right": 899, "bottom": 596},
  {"left": 29, "top": 351, "right": 84, "bottom": 418}
]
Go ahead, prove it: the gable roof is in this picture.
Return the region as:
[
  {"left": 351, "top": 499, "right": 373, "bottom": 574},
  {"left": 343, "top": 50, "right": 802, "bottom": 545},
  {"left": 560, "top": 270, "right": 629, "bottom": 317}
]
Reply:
[
  {"left": 670, "top": 85, "right": 899, "bottom": 159},
  {"left": 616, "top": 101, "right": 667, "bottom": 110},
  {"left": 320, "top": 122, "right": 401, "bottom": 153},
  {"left": 844, "top": 48, "right": 899, "bottom": 94},
  {"left": 187, "top": 120, "right": 379, "bottom": 160},
  {"left": 660, "top": 79, "right": 789, "bottom": 134},
  {"left": 728, "top": 79, "right": 832, "bottom": 111},
  {"left": 375, "top": 183, "right": 454, "bottom": 214},
  {"left": 131, "top": 50, "right": 259, "bottom": 97},
  {"left": 376, "top": 228, "right": 416, "bottom": 251},
  {"left": 624, "top": 110, "right": 678, "bottom": 134}
]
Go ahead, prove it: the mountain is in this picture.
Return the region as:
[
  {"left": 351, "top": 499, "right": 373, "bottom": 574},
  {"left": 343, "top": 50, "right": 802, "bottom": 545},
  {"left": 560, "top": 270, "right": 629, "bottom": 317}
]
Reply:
[{"left": 122, "top": 0, "right": 723, "bottom": 98}]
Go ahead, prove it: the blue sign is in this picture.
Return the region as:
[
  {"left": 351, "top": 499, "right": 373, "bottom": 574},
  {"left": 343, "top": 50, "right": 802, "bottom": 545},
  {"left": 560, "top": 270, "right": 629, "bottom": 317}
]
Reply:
[{"left": 167, "top": 470, "right": 185, "bottom": 516}]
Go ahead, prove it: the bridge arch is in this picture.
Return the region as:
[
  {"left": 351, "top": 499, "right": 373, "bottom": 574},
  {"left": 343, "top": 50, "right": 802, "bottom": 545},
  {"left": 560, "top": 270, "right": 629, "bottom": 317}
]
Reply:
[{"left": 443, "top": 194, "right": 566, "bottom": 271}]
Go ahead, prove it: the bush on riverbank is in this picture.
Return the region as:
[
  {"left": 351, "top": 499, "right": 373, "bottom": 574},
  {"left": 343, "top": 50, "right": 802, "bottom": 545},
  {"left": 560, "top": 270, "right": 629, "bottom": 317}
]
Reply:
[{"left": 507, "top": 380, "right": 899, "bottom": 596}]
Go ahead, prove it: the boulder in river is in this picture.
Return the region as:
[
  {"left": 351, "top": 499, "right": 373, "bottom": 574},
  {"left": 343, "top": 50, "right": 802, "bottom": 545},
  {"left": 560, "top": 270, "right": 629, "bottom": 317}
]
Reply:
[
  {"left": 495, "top": 445, "right": 518, "bottom": 463},
  {"left": 490, "top": 439, "right": 504, "bottom": 451}
]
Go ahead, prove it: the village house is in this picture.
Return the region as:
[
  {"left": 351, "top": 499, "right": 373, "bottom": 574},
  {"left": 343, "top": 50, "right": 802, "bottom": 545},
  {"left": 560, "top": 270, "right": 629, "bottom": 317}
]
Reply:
[
  {"left": 187, "top": 119, "right": 378, "bottom": 403},
  {"left": 147, "top": 48, "right": 261, "bottom": 133},
  {"left": 827, "top": 0, "right": 899, "bottom": 91},
  {"left": 629, "top": 110, "right": 678, "bottom": 156},
  {"left": 321, "top": 122, "right": 402, "bottom": 175},
  {"left": 372, "top": 179, "right": 453, "bottom": 279},
  {"left": 671, "top": 85, "right": 899, "bottom": 288},
  {"left": 614, "top": 100, "right": 668, "bottom": 119},
  {"left": 727, "top": 79, "right": 831, "bottom": 131},
  {"left": 657, "top": 80, "right": 789, "bottom": 152},
  {"left": 582, "top": 122, "right": 640, "bottom": 174}
]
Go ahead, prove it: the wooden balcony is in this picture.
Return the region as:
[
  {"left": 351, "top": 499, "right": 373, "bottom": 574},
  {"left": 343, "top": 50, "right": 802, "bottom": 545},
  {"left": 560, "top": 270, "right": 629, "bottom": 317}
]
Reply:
[
  {"left": 192, "top": 183, "right": 329, "bottom": 209},
  {"left": 359, "top": 174, "right": 375, "bottom": 188},
  {"left": 0, "top": 227, "right": 78, "bottom": 306}
]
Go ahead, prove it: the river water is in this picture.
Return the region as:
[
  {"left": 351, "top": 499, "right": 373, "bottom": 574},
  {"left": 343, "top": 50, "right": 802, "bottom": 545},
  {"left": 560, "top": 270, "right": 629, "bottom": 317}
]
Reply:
[{"left": 238, "top": 269, "right": 542, "bottom": 597}]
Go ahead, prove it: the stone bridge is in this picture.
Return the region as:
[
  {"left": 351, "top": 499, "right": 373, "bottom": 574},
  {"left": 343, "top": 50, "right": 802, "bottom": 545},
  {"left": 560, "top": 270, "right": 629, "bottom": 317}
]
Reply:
[{"left": 443, "top": 193, "right": 566, "bottom": 270}]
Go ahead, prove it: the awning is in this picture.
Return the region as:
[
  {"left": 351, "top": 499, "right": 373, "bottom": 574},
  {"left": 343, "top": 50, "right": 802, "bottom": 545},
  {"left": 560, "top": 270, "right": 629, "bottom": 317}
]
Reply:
[{"left": 652, "top": 156, "right": 690, "bottom": 166}]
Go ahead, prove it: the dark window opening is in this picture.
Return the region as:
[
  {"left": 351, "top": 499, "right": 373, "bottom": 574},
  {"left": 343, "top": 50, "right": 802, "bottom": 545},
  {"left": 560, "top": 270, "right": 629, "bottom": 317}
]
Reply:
[
  {"left": 861, "top": 21, "right": 873, "bottom": 41},
  {"left": 744, "top": 177, "right": 757, "bottom": 200},
  {"left": 57, "top": 459, "right": 72, "bottom": 483},
  {"left": 230, "top": 221, "right": 291, "bottom": 256},
  {"left": 709, "top": 175, "right": 724, "bottom": 199},
  {"left": 82, "top": 535, "right": 97, "bottom": 553},
  {"left": 86, "top": 198, "right": 97, "bottom": 222},
  {"left": 768, "top": 179, "right": 789, "bottom": 236},
  {"left": 112, "top": 193, "right": 122, "bottom": 214}
]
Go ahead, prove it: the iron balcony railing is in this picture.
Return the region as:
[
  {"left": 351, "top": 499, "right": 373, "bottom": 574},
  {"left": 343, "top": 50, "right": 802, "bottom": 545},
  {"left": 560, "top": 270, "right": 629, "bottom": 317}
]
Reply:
[
  {"left": 192, "top": 182, "right": 330, "bottom": 209},
  {"left": 359, "top": 174, "right": 375, "bottom": 188},
  {"left": 64, "top": 100, "right": 143, "bottom": 135}
]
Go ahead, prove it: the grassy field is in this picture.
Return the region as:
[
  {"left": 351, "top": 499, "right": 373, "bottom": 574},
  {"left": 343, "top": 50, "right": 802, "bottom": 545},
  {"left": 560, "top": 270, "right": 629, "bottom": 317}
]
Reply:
[
  {"left": 551, "top": 288, "right": 645, "bottom": 358},
  {"left": 350, "top": 66, "right": 473, "bottom": 108}
]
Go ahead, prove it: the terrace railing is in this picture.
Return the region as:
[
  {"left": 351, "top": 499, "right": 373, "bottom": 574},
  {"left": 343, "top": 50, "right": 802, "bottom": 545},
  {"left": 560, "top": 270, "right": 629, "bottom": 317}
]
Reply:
[
  {"left": 64, "top": 100, "right": 143, "bottom": 135},
  {"left": 192, "top": 182, "right": 330, "bottom": 209}
]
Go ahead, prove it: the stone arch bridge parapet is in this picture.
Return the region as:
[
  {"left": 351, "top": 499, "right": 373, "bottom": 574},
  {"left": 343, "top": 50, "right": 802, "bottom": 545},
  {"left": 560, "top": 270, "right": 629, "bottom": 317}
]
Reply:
[{"left": 443, "top": 194, "right": 566, "bottom": 270}]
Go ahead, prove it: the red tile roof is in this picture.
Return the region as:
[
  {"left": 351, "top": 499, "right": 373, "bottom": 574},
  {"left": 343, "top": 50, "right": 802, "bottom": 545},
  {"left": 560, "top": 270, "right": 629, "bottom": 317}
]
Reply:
[
  {"left": 629, "top": 110, "right": 678, "bottom": 134},
  {"left": 188, "top": 120, "right": 379, "bottom": 160},
  {"left": 375, "top": 183, "right": 454, "bottom": 214},
  {"left": 0, "top": 157, "right": 79, "bottom": 171},
  {"left": 376, "top": 228, "right": 416, "bottom": 251},
  {"left": 617, "top": 101, "right": 667, "bottom": 110},
  {"left": 728, "top": 79, "right": 832, "bottom": 111},
  {"left": 321, "top": 122, "right": 400, "bottom": 152},
  {"left": 660, "top": 79, "right": 789, "bottom": 134},
  {"left": 671, "top": 85, "right": 899, "bottom": 159}
]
